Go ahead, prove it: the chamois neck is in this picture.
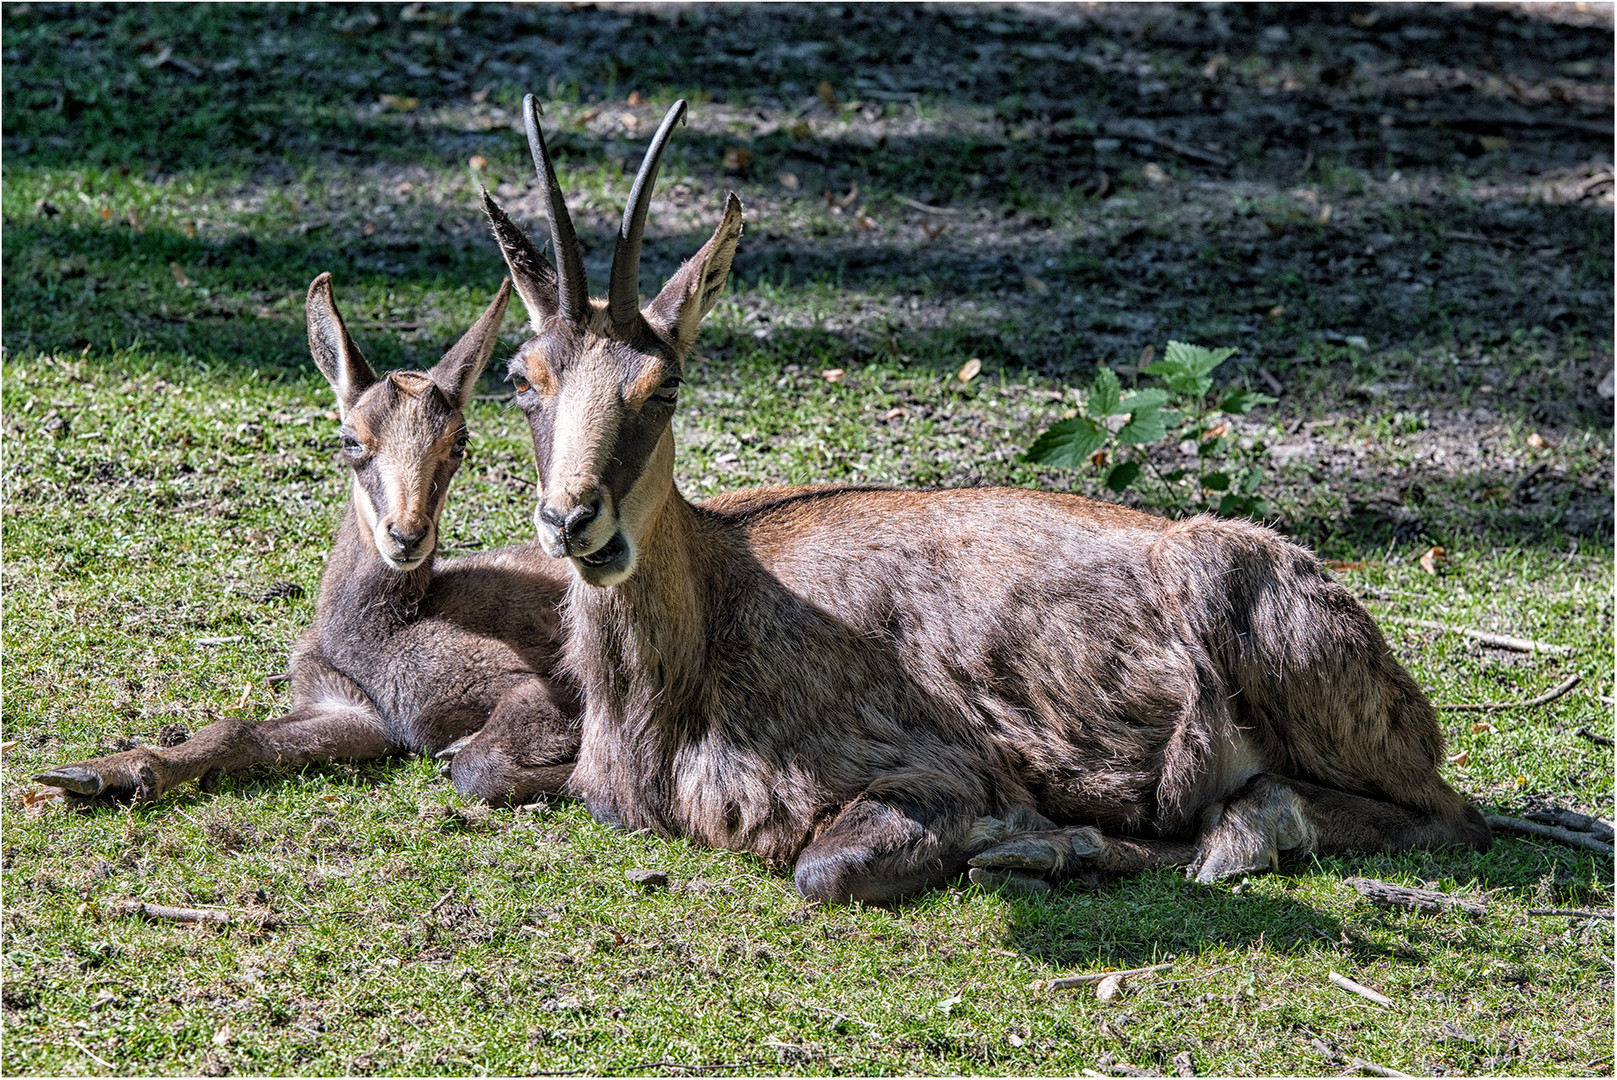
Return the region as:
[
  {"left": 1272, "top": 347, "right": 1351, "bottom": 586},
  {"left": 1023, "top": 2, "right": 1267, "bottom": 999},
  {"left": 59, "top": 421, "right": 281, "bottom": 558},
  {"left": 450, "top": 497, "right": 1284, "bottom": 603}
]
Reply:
[
  {"left": 566, "top": 487, "right": 710, "bottom": 707},
  {"left": 315, "top": 504, "right": 434, "bottom": 626}
]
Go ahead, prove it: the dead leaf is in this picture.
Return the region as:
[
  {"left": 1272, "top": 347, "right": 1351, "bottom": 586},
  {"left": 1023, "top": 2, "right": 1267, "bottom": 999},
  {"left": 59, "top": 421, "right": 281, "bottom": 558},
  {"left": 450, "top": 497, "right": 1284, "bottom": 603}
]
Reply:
[
  {"left": 621, "top": 112, "right": 640, "bottom": 129},
  {"left": 379, "top": 94, "right": 419, "bottom": 112},
  {"left": 1141, "top": 163, "right": 1171, "bottom": 185},
  {"left": 723, "top": 147, "right": 752, "bottom": 172},
  {"left": 1204, "top": 423, "right": 1231, "bottom": 440},
  {"left": 821, "top": 368, "right": 846, "bottom": 383},
  {"left": 884, "top": 407, "right": 906, "bottom": 420},
  {"left": 778, "top": 171, "right": 799, "bottom": 190},
  {"left": 169, "top": 261, "right": 190, "bottom": 287},
  {"left": 471, "top": 84, "right": 492, "bottom": 104},
  {"left": 1479, "top": 136, "right": 1508, "bottom": 152},
  {"left": 1024, "top": 275, "right": 1050, "bottom": 295},
  {"left": 394, "top": 180, "right": 414, "bottom": 196},
  {"left": 818, "top": 80, "right": 839, "bottom": 108},
  {"left": 1470, "top": 721, "right": 1495, "bottom": 733},
  {"left": 126, "top": 207, "right": 145, "bottom": 234},
  {"left": 1326, "top": 560, "right": 1365, "bottom": 572},
  {"left": 468, "top": 154, "right": 488, "bottom": 170},
  {"left": 1268, "top": 304, "right": 1286, "bottom": 322},
  {"left": 1446, "top": 751, "right": 1469, "bottom": 767},
  {"left": 1139, "top": 344, "right": 1156, "bottom": 367},
  {"left": 577, "top": 107, "right": 601, "bottom": 124},
  {"left": 923, "top": 219, "right": 946, "bottom": 240},
  {"left": 1090, "top": 450, "right": 1108, "bottom": 467},
  {"left": 856, "top": 214, "right": 876, "bottom": 229},
  {"left": 1526, "top": 431, "right": 1552, "bottom": 451},
  {"left": 0, "top": 740, "right": 16, "bottom": 755},
  {"left": 362, "top": 220, "right": 377, "bottom": 237},
  {"left": 958, "top": 357, "right": 982, "bottom": 383},
  {"left": 1318, "top": 203, "right": 1333, "bottom": 226},
  {"left": 1418, "top": 545, "right": 1448, "bottom": 575},
  {"left": 99, "top": 206, "right": 113, "bottom": 220},
  {"left": 627, "top": 91, "right": 646, "bottom": 106},
  {"left": 838, "top": 181, "right": 860, "bottom": 208}
]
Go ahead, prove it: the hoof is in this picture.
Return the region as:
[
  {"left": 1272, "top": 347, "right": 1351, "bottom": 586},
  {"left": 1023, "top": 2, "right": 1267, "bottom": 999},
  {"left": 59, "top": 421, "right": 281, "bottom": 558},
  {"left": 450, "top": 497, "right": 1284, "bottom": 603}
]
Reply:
[
  {"left": 968, "top": 867, "right": 1051, "bottom": 897},
  {"left": 34, "top": 767, "right": 105, "bottom": 797}
]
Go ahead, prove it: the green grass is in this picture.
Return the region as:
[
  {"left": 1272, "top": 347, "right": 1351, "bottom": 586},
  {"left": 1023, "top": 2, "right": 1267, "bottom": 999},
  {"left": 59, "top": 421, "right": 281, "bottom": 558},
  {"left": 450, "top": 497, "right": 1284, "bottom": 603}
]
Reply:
[{"left": 4, "top": 4, "right": 1613, "bottom": 1077}]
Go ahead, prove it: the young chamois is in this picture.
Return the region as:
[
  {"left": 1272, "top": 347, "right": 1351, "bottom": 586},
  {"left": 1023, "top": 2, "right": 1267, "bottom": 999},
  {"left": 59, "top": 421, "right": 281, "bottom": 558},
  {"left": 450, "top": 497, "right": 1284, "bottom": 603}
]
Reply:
[
  {"left": 482, "top": 95, "right": 1490, "bottom": 903},
  {"left": 36, "top": 275, "right": 579, "bottom": 807}
]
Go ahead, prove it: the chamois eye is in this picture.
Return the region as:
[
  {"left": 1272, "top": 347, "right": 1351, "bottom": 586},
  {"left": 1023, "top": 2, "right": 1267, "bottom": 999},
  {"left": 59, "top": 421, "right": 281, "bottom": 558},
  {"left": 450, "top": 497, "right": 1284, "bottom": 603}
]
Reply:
[
  {"left": 339, "top": 433, "right": 366, "bottom": 461},
  {"left": 452, "top": 430, "right": 470, "bottom": 457},
  {"left": 654, "top": 376, "right": 682, "bottom": 402},
  {"left": 510, "top": 373, "right": 532, "bottom": 394}
]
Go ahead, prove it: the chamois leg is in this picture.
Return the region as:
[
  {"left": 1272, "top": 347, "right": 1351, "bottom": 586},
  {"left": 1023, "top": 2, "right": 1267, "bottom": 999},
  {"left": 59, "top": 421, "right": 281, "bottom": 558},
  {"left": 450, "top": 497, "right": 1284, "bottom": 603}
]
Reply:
[
  {"left": 793, "top": 792, "right": 986, "bottom": 905},
  {"left": 1187, "top": 772, "right": 1492, "bottom": 883},
  {"left": 969, "top": 827, "right": 1200, "bottom": 890},
  {"left": 35, "top": 705, "right": 394, "bottom": 805},
  {"left": 440, "top": 680, "right": 580, "bottom": 806}
]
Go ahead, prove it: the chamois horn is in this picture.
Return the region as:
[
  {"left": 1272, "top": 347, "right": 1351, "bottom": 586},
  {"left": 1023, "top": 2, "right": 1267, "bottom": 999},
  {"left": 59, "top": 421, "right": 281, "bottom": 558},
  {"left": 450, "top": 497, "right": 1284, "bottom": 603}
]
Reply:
[
  {"left": 608, "top": 99, "right": 687, "bottom": 326},
  {"left": 522, "top": 94, "right": 587, "bottom": 323}
]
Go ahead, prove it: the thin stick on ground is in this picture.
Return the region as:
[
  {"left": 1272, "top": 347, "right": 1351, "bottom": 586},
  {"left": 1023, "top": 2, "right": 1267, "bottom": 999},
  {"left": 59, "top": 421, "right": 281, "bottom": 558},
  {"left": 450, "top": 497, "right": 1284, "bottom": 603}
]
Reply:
[
  {"left": 67, "top": 1036, "right": 115, "bottom": 1071},
  {"left": 1485, "top": 814, "right": 1615, "bottom": 855},
  {"left": 1438, "top": 674, "right": 1582, "bottom": 712},
  {"left": 1387, "top": 617, "right": 1576, "bottom": 656},
  {"left": 1527, "top": 908, "right": 1615, "bottom": 919},
  {"left": 1526, "top": 808, "right": 1614, "bottom": 842},
  {"left": 1345, "top": 877, "right": 1487, "bottom": 917},
  {"left": 1347, "top": 1058, "right": 1411, "bottom": 1078},
  {"left": 1328, "top": 970, "right": 1393, "bottom": 1007},
  {"left": 115, "top": 901, "right": 234, "bottom": 925},
  {"left": 1036, "top": 962, "right": 1173, "bottom": 991},
  {"left": 1575, "top": 726, "right": 1613, "bottom": 747}
]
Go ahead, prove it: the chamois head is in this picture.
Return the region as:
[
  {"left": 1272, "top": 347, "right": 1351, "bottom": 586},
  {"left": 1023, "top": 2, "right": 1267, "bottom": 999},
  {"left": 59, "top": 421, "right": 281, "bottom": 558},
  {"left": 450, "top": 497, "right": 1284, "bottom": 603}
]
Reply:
[
  {"left": 305, "top": 273, "right": 512, "bottom": 572},
  {"left": 483, "top": 95, "right": 743, "bottom": 586}
]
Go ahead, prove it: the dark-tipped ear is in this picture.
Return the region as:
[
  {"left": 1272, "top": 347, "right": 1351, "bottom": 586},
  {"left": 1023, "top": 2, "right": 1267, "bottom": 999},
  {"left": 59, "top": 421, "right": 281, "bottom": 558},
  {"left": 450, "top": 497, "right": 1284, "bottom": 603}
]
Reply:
[
  {"left": 482, "top": 190, "right": 558, "bottom": 333},
  {"left": 306, "top": 273, "right": 378, "bottom": 419},
  {"left": 430, "top": 279, "right": 513, "bottom": 410},
  {"left": 645, "top": 192, "right": 743, "bottom": 356}
]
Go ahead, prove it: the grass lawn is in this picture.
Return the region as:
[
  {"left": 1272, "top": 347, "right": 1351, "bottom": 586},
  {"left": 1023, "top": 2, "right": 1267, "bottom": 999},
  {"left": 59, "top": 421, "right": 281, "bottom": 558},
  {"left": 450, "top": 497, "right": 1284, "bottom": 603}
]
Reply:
[{"left": 3, "top": 4, "right": 1612, "bottom": 1076}]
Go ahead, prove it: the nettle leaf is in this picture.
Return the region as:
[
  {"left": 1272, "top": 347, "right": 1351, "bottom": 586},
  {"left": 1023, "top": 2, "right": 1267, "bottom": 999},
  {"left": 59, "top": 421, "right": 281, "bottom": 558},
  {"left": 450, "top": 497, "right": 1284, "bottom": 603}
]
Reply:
[
  {"left": 1116, "top": 407, "right": 1177, "bottom": 445},
  {"left": 1026, "top": 416, "right": 1109, "bottom": 467},
  {"left": 1120, "top": 387, "right": 1170, "bottom": 413},
  {"left": 1202, "top": 471, "right": 1231, "bottom": 491},
  {"left": 1164, "top": 340, "right": 1238, "bottom": 376},
  {"left": 1088, "top": 366, "right": 1124, "bottom": 417},
  {"left": 1220, "top": 389, "right": 1279, "bottom": 415},
  {"left": 1105, "top": 461, "right": 1141, "bottom": 491},
  {"left": 1141, "top": 362, "right": 1214, "bottom": 398}
]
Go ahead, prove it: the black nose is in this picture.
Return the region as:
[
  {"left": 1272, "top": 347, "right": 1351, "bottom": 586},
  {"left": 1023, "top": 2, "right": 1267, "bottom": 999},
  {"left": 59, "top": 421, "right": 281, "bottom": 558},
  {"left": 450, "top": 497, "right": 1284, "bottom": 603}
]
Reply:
[
  {"left": 388, "top": 524, "right": 427, "bottom": 553},
  {"left": 563, "top": 500, "right": 600, "bottom": 537}
]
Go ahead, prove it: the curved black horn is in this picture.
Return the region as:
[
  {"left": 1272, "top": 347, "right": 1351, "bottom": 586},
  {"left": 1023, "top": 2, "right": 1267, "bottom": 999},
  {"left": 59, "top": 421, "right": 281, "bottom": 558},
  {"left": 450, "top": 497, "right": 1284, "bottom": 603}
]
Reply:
[
  {"left": 523, "top": 94, "right": 587, "bottom": 323},
  {"left": 607, "top": 99, "right": 688, "bottom": 326}
]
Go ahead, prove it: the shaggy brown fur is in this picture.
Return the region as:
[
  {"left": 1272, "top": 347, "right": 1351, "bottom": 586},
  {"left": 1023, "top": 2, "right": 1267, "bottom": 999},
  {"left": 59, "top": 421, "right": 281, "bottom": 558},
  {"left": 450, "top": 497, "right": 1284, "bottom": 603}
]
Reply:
[
  {"left": 35, "top": 275, "right": 579, "bottom": 808},
  {"left": 483, "top": 96, "right": 1491, "bottom": 903}
]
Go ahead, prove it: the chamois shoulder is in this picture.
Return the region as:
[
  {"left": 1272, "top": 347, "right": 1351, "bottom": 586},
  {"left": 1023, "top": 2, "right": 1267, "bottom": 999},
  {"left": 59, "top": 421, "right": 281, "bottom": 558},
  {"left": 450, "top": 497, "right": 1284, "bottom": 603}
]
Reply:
[{"left": 699, "top": 484, "right": 1173, "bottom": 533}]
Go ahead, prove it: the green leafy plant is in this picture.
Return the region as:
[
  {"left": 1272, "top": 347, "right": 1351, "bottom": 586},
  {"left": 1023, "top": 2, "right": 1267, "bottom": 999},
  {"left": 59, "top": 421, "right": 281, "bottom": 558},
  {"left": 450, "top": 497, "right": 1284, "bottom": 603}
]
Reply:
[{"left": 1026, "top": 341, "right": 1277, "bottom": 517}]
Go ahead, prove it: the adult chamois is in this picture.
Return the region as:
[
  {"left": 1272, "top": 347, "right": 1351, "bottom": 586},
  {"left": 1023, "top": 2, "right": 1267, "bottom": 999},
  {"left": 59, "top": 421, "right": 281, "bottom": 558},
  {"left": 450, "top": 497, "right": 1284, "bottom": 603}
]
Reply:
[
  {"left": 482, "top": 95, "right": 1490, "bottom": 903},
  {"left": 37, "top": 275, "right": 579, "bottom": 807}
]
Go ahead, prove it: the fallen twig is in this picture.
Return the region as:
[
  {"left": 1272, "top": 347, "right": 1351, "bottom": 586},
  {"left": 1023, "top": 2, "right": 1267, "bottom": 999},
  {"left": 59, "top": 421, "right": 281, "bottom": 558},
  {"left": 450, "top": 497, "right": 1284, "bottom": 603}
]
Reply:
[
  {"left": 1525, "top": 808, "right": 1613, "bottom": 842},
  {"left": 1345, "top": 877, "right": 1487, "bottom": 918},
  {"left": 428, "top": 889, "right": 456, "bottom": 915},
  {"left": 1347, "top": 1058, "right": 1411, "bottom": 1078},
  {"left": 1575, "top": 726, "right": 1613, "bottom": 747},
  {"left": 68, "top": 1036, "right": 116, "bottom": 1071},
  {"left": 1438, "top": 674, "right": 1582, "bottom": 713},
  {"left": 1527, "top": 908, "right": 1615, "bottom": 920},
  {"left": 115, "top": 900, "right": 234, "bottom": 925},
  {"left": 1386, "top": 617, "right": 1575, "bottom": 656},
  {"left": 1035, "top": 961, "right": 1173, "bottom": 991},
  {"left": 1328, "top": 970, "right": 1393, "bottom": 1008},
  {"left": 1485, "top": 814, "right": 1614, "bottom": 855},
  {"left": 896, "top": 196, "right": 966, "bottom": 215},
  {"left": 1131, "top": 132, "right": 1229, "bottom": 168}
]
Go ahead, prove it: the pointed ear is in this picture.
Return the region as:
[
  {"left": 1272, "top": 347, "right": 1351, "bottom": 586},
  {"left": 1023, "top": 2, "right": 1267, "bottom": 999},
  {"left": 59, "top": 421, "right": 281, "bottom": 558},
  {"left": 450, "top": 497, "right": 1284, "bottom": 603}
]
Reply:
[
  {"left": 306, "top": 273, "right": 378, "bottom": 419},
  {"left": 645, "top": 192, "right": 743, "bottom": 356},
  {"left": 430, "top": 279, "right": 512, "bottom": 410},
  {"left": 482, "top": 189, "right": 558, "bottom": 332}
]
